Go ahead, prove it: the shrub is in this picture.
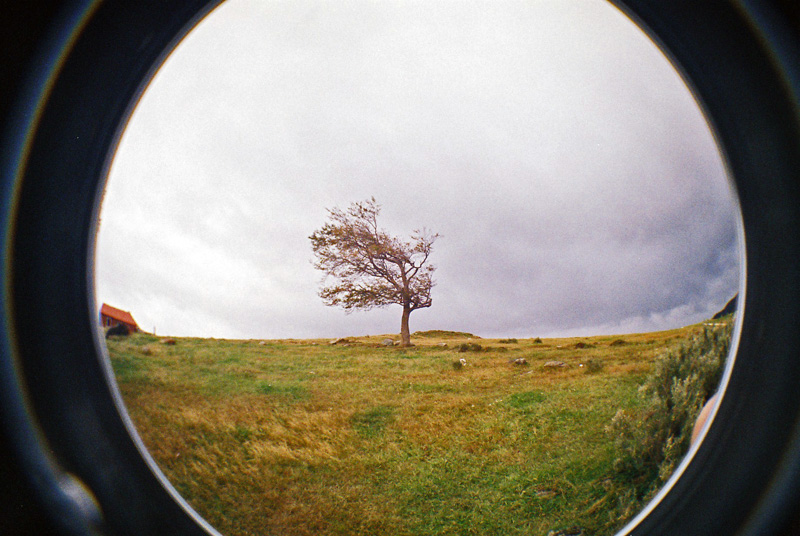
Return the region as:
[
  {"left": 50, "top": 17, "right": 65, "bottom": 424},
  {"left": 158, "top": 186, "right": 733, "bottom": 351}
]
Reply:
[
  {"left": 582, "top": 359, "right": 604, "bottom": 374},
  {"left": 457, "top": 343, "right": 483, "bottom": 352},
  {"left": 533, "top": 337, "right": 543, "bottom": 344},
  {"left": 606, "top": 323, "right": 732, "bottom": 518},
  {"left": 498, "top": 338, "right": 518, "bottom": 344}
]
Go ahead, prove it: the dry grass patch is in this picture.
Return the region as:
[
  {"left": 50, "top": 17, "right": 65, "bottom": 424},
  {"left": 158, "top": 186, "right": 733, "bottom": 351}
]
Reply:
[{"left": 107, "top": 321, "right": 731, "bottom": 536}]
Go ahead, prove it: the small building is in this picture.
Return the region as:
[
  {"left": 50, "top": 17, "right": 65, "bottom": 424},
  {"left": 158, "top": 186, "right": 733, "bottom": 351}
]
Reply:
[{"left": 100, "top": 303, "right": 139, "bottom": 333}]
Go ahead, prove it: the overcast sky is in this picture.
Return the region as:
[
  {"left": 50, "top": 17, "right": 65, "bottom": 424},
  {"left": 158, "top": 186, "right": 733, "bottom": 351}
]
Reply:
[{"left": 95, "top": 0, "right": 742, "bottom": 340}]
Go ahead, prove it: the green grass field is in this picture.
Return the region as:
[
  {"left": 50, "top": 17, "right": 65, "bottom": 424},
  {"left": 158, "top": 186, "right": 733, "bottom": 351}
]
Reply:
[{"left": 106, "top": 324, "right": 725, "bottom": 536}]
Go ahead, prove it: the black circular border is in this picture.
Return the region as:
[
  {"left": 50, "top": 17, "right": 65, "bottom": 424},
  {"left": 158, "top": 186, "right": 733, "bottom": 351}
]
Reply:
[
  {"left": 611, "top": 2, "right": 800, "bottom": 534},
  {"left": 2, "top": 1, "right": 799, "bottom": 535},
  {"left": 2, "top": 2, "right": 224, "bottom": 534}
]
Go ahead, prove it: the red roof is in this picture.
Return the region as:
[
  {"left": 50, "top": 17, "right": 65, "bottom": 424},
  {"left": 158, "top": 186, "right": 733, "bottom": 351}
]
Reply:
[{"left": 100, "top": 303, "right": 138, "bottom": 327}]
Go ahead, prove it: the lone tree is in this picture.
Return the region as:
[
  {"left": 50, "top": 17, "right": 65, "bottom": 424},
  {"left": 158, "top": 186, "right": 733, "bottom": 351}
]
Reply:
[{"left": 309, "top": 197, "right": 439, "bottom": 347}]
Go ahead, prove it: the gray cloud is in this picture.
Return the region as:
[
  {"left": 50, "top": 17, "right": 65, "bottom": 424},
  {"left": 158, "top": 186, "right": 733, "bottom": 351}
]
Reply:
[{"left": 95, "top": 0, "right": 741, "bottom": 339}]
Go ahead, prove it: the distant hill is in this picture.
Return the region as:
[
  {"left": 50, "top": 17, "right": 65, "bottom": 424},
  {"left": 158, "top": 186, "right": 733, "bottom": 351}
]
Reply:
[
  {"left": 712, "top": 293, "right": 738, "bottom": 319},
  {"left": 412, "top": 330, "right": 480, "bottom": 339}
]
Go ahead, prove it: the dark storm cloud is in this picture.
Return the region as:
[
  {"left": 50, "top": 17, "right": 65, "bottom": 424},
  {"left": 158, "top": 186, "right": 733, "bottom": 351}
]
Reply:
[{"left": 95, "top": 0, "right": 741, "bottom": 339}]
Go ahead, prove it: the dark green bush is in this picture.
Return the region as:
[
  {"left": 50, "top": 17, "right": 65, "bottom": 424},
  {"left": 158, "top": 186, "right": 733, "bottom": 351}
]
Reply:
[
  {"left": 606, "top": 323, "right": 732, "bottom": 520},
  {"left": 582, "top": 359, "right": 604, "bottom": 374}
]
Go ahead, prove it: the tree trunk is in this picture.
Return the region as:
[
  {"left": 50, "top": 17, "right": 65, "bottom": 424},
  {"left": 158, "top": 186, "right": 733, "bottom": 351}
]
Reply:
[{"left": 400, "top": 305, "right": 411, "bottom": 347}]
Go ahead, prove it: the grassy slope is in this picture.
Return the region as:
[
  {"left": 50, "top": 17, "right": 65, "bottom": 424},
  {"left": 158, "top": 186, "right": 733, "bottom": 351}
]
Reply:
[{"left": 107, "top": 325, "right": 713, "bottom": 536}]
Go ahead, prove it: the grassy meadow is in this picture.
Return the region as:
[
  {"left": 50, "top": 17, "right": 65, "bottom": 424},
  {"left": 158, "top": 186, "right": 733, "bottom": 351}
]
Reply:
[{"left": 106, "top": 323, "right": 730, "bottom": 536}]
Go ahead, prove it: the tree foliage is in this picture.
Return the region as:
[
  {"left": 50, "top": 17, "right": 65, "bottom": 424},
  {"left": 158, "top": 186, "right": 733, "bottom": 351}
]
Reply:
[{"left": 309, "top": 198, "right": 439, "bottom": 346}]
